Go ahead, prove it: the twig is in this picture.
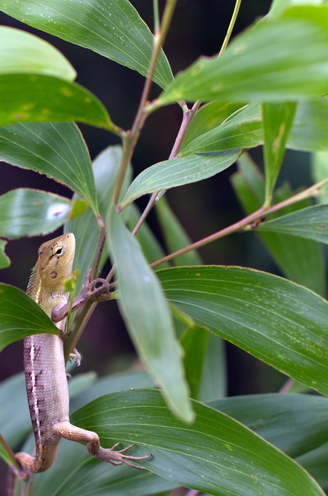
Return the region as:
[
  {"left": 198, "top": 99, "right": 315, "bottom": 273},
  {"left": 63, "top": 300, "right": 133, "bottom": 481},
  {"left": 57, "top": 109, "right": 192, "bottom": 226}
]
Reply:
[{"left": 150, "top": 176, "right": 328, "bottom": 268}]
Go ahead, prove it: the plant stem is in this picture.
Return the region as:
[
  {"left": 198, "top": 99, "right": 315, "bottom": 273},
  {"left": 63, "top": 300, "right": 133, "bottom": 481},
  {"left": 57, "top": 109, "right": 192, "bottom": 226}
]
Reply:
[
  {"left": 279, "top": 378, "right": 295, "bottom": 394},
  {"left": 132, "top": 101, "right": 199, "bottom": 236},
  {"left": 218, "top": 0, "right": 242, "bottom": 56},
  {"left": 112, "top": 0, "right": 177, "bottom": 206},
  {"left": 132, "top": 0, "right": 240, "bottom": 230},
  {"left": 150, "top": 176, "right": 328, "bottom": 268}
]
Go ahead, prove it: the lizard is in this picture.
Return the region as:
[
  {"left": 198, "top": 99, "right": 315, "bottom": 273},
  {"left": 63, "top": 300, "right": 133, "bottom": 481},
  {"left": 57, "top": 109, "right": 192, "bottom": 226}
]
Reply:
[{"left": 13, "top": 232, "right": 150, "bottom": 477}]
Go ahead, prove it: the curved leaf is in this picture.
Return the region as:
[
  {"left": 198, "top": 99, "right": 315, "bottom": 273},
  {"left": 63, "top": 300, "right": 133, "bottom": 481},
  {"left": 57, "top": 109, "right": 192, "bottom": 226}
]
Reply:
[
  {"left": 159, "top": 9, "right": 328, "bottom": 104},
  {"left": 0, "top": 74, "right": 112, "bottom": 129},
  {"left": 297, "top": 443, "right": 328, "bottom": 489},
  {"left": 0, "top": 188, "right": 72, "bottom": 238},
  {"left": 0, "top": 122, "right": 98, "bottom": 214},
  {"left": 257, "top": 204, "right": 328, "bottom": 243},
  {"left": 66, "top": 145, "right": 124, "bottom": 292},
  {"left": 107, "top": 206, "right": 194, "bottom": 423},
  {"left": 120, "top": 149, "right": 240, "bottom": 209},
  {"left": 0, "top": 239, "right": 10, "bottom": 269},
  {"left": 0, "top": 283, "right": 58, "bottom": 351},
  {"left": 125, "top": 203, "right": 168, "bottom": 268},
  {"left": 262, "top": 101, "right": 297, "bottom": 200},
  {"left": 289, "top": 99, "right": 328, "bottom": 152},
  {"left": 0, "top": 0, "right": 173, "bottom": 88},
  {"left": 231, "top": 156, "right": 326, "bottom": 295},
  {"left": 0, "top": 26, "right": 76, "bottom": 80},
  {"left": 155, "top": 196, "right": 203, "bottom": 266},
  {"left": 210, "top": 393, "right": 328, "bottom": 459},
  {"left": 180, "top": 102, "right": 262, "bottom": 155},
  {"left": 181, "top": 101, "right": 244, "bottom": 149},
  {"left": 71, "top": 389, "right": 325, "bottom": 496},
  {"left": 0, "top": 374, "right": 31, "bottom": 447},
  {"left": 70, "top": 370, "right": 154, "bottom": 412},
  {"left": 21, "top": 436, "right": 176, "bottom": 496},
  {"left": 311, "top": 151, "right": 328, "bottom": 203},
  {"left": 158, "top": 266, "right": 328, "bottom": 397},
  {"left": 181, "top": 99, "right": 328, "bottom": 155}
]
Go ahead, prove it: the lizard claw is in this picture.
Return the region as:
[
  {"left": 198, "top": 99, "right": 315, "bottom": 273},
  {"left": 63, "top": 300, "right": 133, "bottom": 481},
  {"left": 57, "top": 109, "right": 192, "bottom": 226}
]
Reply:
[
  {"left": 94, "top": 443, "right": 151, "bottom": 470},
  {"left": 68, "top": 347, "right": 81, "bottom": 366}
]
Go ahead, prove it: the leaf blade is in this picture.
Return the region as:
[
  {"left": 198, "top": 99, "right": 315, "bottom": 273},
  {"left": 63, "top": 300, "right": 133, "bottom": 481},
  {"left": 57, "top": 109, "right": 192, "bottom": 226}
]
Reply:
[
  {"left": 107, "top": 206, "right": 194, "bottom": 423},
  {"left": 0, "top": 0, "right": 173, "bottom": 88},
  {"left": 262, "top": 101, "right": 297, "bottom": 201},
  {"left": 71, "top": 389, "right": 325, "bottom": 496},
  {"left": 159, "top": 9, "right": 328, "bottom": 104},
  {"left": 0, "top": 283, "right": 58, "bottom": 351},
  {"left": 0, "top": 74, "right": 112, "bottom": 130},
  {"left": 231, "top": 155, "right": 326, "bottom": 295},
  {"left": 120, "top": 149, "right": 240, "bottom": 209},
  {"left": 257, "top": 204, "right": 328, "bottom": 243},
  {"left": 0, "top": 25, "right": 76, "bottom": 80},
  {"left": 0, "top": 188, "right": 72, "bottom": 238},
  {"left": 158, "top": 265, "right": 328, "bottom": 397}
]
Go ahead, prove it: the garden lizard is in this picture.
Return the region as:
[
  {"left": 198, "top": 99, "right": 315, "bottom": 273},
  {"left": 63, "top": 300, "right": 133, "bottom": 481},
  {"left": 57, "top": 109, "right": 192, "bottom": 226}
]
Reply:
[{"left": 14, "top": 232, "right": 150, "bottom": 474}]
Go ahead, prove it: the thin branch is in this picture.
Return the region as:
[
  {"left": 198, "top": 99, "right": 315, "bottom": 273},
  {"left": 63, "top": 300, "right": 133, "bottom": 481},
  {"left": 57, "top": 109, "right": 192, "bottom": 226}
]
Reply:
[
  {"left": 218, "top": 0, "right": 242, "bottom": 55},
  {"left": 112, "top": 0, "right": 177, "bottom": 206},
  {"left": 131, "top": 0, "right": 241, "bottom": 231},
  {"left": 150, "top": 176, "right": 328, "bottom": 268},
  {"left": 131, "top": 101, "right": 200, "bottom": 236},
  {"left": 279, "top": 378, "right": 295, "bottom": 394}
]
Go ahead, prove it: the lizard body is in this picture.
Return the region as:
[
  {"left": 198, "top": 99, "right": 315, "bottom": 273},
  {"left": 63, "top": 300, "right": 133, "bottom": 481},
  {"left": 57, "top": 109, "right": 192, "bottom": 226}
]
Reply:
[{"left": 15, "top": 233, "right": 149, "bottom": 474}]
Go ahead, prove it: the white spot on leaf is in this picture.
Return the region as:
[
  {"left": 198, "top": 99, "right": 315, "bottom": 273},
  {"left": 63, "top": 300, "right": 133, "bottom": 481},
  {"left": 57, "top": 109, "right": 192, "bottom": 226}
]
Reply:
[{"left": 46, "top": 203, "right": 70, "bottom": 220}]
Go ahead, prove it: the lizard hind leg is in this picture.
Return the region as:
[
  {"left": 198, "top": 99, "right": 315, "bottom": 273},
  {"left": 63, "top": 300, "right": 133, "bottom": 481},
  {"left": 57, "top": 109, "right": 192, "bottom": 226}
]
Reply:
[{"left": 52, "top": 421, "right": 151, "bottom": 470}]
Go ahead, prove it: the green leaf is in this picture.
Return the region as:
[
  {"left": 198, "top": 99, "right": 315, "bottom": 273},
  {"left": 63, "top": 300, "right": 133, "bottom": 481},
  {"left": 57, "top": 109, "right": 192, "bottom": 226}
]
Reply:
[
  {"left": 155, "top": 196, "right": 202, "bottom": 266},
  {"left": 231, "top": 155, "right": 326, "bottom": 295},
  {"left": 0, "top": 283, "right": 58, "bottom": 351},
  {"left": 0, "top": 0, "right": 173, "bottom": 89},
  {"left": 181, "top": 99, "right": 328, "bottom": 156},
  {"left": 210, "top": 393, "right": 328, "bottom": 459},
  {"left": 71, "top": 389, "right": 325, "bottom": 496},
  {"left": 68, "top": 371, "right": 98, "bottom": 399},
  {"left": 268, "top": 0, "right": 323, "bottom": 19},
  {"left": 66, "top": 145, "right": 127, "bottom": 292},
  {"left": 262, "top": 101, "right": 297, "bottom": 201},
  {"left": 119, "top": 149, "right": 241, "bottom": 209},
  {"left": 158, "top": 265, "right": 328, "bottom": 397},
  {"left": 107, "top": 206, "right": 194, "bottom": 423},
  {"left": 125, "top": 203, "right": 168, "bottom": 268},
  {"left": 289, "top": 99, "right": 328, "bottom": 152},
  {"left": 0, "top": 74, "right": 113, "bottom": 129},
  {"left": 0, "top": 373, "right": 31, "bottom": 448},
  {"left": 0, "top": 122, "right": 98, "bottom": 214},
  {"left": 180, "top": 324, "right": 209, "bottom": 399},
  {"left": 0, "top": 26, "right": 76, "bottom": 80},
  {"left": 311, "top": 151, "right": 328, "bottom": 203},
  {"left": 158, "top": 8, "right": 328, "bottom": 104},
  {"left": 181, "top": 102, "right": 262, "bottom": 155},
  {"left": 181, "top": 101, "right": 244, "bottom": 150},
  {"left": 257, "top": 204, "right": 328, "bottom": 243},
  {"left": 20, "top": 437, "right": 176, "bottom": 496},
  {"left": 0, "top": 188, "right": 72, "bottom": 238},
  {"left": 0, "top": 239, "right": 10, "bottom": 269},
  {"left": 199, "top": 332, "right": 227, "bottom": 402},
  {"left": 70, "top": 370, "right": 155, "bottom": 412},
  {"left": 297, "top": 443, "right": 328, "bottom": 489}
]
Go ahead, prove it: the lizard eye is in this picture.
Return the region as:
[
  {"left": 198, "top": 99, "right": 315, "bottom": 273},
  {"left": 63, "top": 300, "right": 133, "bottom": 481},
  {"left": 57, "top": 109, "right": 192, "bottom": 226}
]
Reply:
[{"left": 54, "top": 246, "right": 63, "bottom": 256}]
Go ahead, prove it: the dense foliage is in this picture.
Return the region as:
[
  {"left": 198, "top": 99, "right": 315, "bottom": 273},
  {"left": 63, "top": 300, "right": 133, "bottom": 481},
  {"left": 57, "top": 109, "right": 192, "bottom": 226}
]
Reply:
[{"left": 1, "top": 1, "right": 328, "bottom": 495}]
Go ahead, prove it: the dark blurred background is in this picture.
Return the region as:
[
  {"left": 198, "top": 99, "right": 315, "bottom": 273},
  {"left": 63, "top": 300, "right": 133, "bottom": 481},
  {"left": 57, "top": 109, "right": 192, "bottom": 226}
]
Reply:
[{"left": 2, "top": 0, "right": 307, "bottom": 409}]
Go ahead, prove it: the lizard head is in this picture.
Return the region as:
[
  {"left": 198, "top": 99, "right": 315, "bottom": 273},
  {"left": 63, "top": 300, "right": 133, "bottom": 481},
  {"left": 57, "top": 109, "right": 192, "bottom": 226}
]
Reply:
[{"left": 27, "top": 233, "right": 76, "bottom": 303}]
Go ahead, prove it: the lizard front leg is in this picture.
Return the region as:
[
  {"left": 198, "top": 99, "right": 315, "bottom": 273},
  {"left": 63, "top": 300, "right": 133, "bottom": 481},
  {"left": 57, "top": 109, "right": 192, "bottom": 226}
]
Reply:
[{"left": 52, "top": 422, "right": 151, "bottom": 469}]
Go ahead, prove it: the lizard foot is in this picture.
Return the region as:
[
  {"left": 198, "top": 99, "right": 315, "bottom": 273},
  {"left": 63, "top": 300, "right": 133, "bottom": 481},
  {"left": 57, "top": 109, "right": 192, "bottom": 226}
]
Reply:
[{"left": 93, "top": 443, "right": 151, "bottom": 469}]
